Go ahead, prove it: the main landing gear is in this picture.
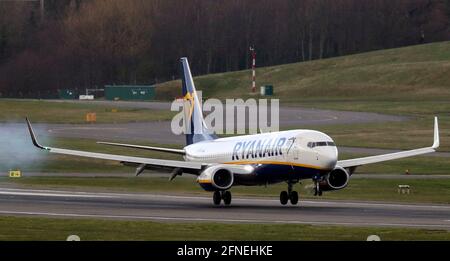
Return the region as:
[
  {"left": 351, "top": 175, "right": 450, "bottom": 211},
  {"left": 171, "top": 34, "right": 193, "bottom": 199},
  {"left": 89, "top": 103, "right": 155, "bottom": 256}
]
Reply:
[
  {"left": 313, "top": 179, "right": 323, "bottom": 196},
  {"left": 280, "top": 182, "right": 299, "bottom": 205},
  {"left": 213, "top": 190, "right": 232, "bottom": 206}
]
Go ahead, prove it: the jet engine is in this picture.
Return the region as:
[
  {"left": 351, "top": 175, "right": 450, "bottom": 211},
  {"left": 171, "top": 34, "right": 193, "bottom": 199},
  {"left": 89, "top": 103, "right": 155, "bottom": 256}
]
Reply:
[
  {"left": 197, "top": 166, "right": 234, "bottom": 191},
  {"left": 211, "top": 168, "right": 234, "bottom": 190},
  {"left": 319, "top": 166, "right": 349, "bottom": 191}
]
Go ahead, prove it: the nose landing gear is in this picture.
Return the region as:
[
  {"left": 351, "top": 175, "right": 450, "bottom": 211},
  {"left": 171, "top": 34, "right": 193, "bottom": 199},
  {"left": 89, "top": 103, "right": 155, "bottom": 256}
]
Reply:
[
  {"left": 313, "top": 176, "right": 323, "bottom": 196},
  {"left": 280, "top": 182, "right": 299, "bottom": 205},
  {"left": 314, "top": 182, "right": 323, "bottom": 196},
  {"left": 213, "top": 190, "right": 232, "bottom": 206}
]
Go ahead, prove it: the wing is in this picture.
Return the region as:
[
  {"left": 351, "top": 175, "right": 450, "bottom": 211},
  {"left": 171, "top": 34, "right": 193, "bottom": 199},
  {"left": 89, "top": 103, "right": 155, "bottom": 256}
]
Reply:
[
  {"left": 337, "top": 117, "right": 439, "bottom": 168},
  {"left": 26, "top": 118, "right": 203, "bottom": 175},
  {"left": 97, "top": 141, "right": 185, "bottom": 155}
]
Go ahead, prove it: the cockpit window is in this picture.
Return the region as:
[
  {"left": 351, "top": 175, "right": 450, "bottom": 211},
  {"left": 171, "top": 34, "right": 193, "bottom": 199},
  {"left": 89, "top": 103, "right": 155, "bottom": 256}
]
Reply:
[{"left": 307, "top": 141, "right": 336, "bottom": 148}]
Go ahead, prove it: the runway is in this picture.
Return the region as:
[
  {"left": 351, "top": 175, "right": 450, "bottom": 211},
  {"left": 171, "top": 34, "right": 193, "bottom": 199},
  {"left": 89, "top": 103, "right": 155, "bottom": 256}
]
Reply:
[
  {"left": 44, "top": 99, "right": 408, "bottom": 127},
  {"left": 1, "top": 100, "right": 407, "bottom": 145},
  {"left": 0, "top": 187, "right": 449, "bottom": 230}
]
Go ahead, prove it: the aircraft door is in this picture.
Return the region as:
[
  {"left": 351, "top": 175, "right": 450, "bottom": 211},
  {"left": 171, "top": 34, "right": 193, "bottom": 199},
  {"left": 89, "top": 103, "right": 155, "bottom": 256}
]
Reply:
[
  {"left": 285, "top": 137, "right": 300, "bottom": 179},
  {"left": 286, "top": 137, "right": 299, "bottom": 161},
  {"left": 293, "top": 144, "right": 300, "bottom": 160}
]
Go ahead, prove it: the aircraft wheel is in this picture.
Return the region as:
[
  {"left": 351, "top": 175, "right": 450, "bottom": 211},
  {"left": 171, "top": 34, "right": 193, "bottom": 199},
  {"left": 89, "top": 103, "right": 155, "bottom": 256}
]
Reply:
[
  {"left": 213, "top": 191, "right": 222, "bottom": 205},
  {"left": 280, "top": 191, "right": 289, "bottom": 205},
  {"left": 222, "top": 191, "right": 232, "bottom": 205},
  {"left": 290, "top": 191, "right": 299, "bottom": 205}
]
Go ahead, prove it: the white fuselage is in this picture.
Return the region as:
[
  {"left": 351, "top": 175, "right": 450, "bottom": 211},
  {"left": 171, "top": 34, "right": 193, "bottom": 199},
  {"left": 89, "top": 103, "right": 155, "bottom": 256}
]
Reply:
[{"left": 185, "top": 129, "right": 338, "bottom": 172}]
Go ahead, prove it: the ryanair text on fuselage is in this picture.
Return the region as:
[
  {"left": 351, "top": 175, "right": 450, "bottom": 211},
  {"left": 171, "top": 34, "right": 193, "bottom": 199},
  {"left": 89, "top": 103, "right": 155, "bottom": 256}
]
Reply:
[{"left": 232, "top": 137, "right": 288, "bottom": 160}]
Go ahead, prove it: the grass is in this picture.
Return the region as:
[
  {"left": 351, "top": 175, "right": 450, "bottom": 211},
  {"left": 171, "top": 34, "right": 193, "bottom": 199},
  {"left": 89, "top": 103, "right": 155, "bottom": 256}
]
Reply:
[
  {"left": 0, "top": 99, "right": 175, "bottom": 123},
  {"left": 291, "top": 116, "right": 450, "bottom": 151},
  {"left": 3, "top": 43, "right": 450, "bottom": 152},
  {"left": 280, "top": 100, "right": 450, "bottom": 151},
  {"left": 340, "top": 153, "right": 450, "bottom": 175},
  {"left": 2, "top": 176, "right": 450, "bottom": 204},
  {"left": 156, "top": 42, "right": 450, "bottom": 102},
  {"left": 294, "top": 100, "right": 450, "bottom": 116},
  {"left": 157, "top": 42, "right": 450, "bottom": 151},
  {"left": 1, "top": 216, "right": 449, "bottom": 240}
]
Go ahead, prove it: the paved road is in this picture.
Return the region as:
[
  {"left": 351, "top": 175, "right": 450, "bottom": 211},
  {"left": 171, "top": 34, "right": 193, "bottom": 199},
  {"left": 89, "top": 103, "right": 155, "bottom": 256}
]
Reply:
[
  {"left": 0, "top": 187, "right": 449, "bottom": 230},
  {"left": 1, "top": 172, "right": 450, "bottom": 179},
  {"left": 48, "top": 99, "right": 407, "bottom": 127}
]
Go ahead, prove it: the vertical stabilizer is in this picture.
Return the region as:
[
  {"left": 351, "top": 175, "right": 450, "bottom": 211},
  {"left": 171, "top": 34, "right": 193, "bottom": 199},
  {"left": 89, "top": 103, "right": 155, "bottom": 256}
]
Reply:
[{"left": 180, "top": 57, "right": 217, "bottom": 145}]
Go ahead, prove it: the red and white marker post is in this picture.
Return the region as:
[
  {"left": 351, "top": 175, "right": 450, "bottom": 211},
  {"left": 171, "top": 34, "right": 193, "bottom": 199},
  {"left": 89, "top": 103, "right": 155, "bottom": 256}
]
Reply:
[{"left": 249, "top": 47, "right": 256, "bottom": 93}]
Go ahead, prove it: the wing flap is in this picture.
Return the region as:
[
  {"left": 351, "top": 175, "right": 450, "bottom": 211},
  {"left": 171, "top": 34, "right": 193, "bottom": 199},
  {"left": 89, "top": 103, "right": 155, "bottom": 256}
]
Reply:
[
  {"left": 97, "top": 141, "right": 185, "bottom": 155},
  {"left": 49, "top": 147, "right": 202, "bottom": 169}
]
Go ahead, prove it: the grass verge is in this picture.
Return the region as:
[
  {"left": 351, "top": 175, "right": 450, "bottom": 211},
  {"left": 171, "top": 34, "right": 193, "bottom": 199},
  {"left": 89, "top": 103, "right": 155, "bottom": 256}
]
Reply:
[
  {"left": 284, "top": 102, "right": 450, "bottom": 152},
  {"left": 0, "top": 216, "right": 449, "bottom": 241},
  {"left": 156, "top": 42, "right": 450, "bottom": 102},
  {"left": 0, "top": 99, "right": 175, "bottom": 124}
]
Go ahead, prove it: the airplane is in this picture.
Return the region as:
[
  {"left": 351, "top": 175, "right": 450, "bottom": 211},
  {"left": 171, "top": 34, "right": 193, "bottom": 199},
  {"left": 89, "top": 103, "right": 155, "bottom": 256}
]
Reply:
[{"left": 26, "top": 57, "right": 440, "bottom": 206}]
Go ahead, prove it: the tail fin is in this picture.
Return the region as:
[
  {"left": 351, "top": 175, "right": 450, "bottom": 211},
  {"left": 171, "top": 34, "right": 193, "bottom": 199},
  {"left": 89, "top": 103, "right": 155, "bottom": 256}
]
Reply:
[{"left": 180, "top": 57, "right": 216, "bottom": 145}]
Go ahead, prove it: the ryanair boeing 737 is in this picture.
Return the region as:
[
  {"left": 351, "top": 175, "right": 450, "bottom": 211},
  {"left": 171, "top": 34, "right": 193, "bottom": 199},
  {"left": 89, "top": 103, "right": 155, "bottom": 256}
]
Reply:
[{"left": 26, "top": 58, "right": 440, "bottom": 206}]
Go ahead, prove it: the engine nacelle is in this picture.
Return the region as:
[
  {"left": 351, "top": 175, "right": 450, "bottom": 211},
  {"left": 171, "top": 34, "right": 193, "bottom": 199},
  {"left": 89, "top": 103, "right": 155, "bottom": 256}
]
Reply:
[
  {"left": 197, "top": 166, "right": 234, "bottom": 191},
  {"left": 212, "top": 168, "right": 234, "bottom": 190},
  {"left": 319, "top": 166, "right": 349, "bottom": 191}
]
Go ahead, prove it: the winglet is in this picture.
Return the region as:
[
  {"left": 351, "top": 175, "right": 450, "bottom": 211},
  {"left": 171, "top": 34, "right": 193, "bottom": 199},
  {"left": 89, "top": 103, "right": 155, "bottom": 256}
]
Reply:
[
  {"left": 25, "top": 118, "right": 47, "bottom": 150},
  {"left": 432, "top": 116, "right": 439, "bottom": 149}
]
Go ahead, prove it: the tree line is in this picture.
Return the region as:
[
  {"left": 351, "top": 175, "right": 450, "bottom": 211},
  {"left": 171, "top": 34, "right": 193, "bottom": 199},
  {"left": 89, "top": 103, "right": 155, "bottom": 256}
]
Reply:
[{"left": 0, "top": 0, "right": 449, "bottom": 97}]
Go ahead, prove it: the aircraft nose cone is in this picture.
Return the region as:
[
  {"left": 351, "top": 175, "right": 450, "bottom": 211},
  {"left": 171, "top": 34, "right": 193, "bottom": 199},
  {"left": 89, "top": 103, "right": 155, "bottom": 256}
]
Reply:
[{"left": 320, "top": 148, "right": 338, "bottom": 169}]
